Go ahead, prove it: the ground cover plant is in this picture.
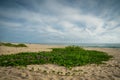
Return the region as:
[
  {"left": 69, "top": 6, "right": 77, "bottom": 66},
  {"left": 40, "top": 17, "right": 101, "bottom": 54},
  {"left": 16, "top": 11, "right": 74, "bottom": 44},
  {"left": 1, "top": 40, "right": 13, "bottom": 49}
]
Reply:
[
  {"left": 0, "top": 42, "right": 27, "bottom": 47},
  {"left": 0, "top": 46, "right": 112, "bottom": 68}
]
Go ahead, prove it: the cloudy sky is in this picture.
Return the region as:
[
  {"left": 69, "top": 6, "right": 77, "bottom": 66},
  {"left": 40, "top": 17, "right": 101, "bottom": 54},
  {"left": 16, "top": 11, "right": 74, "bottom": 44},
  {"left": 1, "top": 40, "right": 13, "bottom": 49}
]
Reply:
[{"left": 0, "top": 0, "right": 120, "bottom": 43}]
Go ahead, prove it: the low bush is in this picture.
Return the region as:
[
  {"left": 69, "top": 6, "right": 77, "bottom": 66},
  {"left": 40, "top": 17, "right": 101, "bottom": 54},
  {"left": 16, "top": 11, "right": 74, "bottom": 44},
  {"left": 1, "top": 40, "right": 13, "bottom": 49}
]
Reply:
[
  {"left": 0, "top": 46, "right": 112, "bottom": 67},
  {"left": 0, "top": 42, "right": 27, "bottom": 47}
]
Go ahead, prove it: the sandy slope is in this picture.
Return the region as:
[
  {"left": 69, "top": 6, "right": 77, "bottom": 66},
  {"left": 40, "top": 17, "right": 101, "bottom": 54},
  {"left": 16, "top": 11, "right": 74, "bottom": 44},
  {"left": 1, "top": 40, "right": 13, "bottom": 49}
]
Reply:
[
  {"left": 0, "top": 44, "right": 120, "bottom": 80},
  {"left": 0, "top": 44, "right": 65, "bottom": 55}
]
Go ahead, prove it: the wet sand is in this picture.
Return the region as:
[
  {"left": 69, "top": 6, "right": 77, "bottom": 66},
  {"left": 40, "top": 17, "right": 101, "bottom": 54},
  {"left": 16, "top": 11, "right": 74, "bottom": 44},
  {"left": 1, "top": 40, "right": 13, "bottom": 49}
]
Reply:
[{"left": 0, "top": 43, "right": 120, "bottom": 80}]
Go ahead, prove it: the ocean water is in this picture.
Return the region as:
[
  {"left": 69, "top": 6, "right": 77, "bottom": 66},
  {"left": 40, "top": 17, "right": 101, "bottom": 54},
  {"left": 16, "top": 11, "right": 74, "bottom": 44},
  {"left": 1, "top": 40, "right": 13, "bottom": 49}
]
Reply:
[{"left": 39, "top": 43, "right": 120, "bottom": 48}]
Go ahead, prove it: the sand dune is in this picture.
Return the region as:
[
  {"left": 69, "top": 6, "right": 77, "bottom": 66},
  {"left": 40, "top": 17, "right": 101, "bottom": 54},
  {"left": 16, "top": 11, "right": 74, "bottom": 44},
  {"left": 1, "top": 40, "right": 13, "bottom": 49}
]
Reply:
[
  {"left": 0, "top": 44, "right": 120, "bottom": 80},
  {"left": 0, "top": 44, "right": 65, "bottom": 55}
]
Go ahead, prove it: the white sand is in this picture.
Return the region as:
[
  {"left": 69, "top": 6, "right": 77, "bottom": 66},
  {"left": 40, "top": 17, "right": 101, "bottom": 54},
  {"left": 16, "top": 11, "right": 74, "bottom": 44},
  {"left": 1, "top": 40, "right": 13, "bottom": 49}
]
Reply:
[
  {"left": 0, "top": 43, "right": 65, "bottom": 55},
  {"left": 0, "top": 44, "right": 120, "bottom": 80}
]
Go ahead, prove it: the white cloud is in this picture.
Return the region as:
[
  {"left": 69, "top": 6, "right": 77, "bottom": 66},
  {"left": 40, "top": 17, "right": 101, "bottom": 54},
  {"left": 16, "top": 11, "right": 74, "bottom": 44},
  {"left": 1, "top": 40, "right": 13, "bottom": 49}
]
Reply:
[
  {"left": 0, "top": 0, "right": 120, "bottom": 43},
  {"left": 0, "top": 20, "right": 22, "bottom": 27}
]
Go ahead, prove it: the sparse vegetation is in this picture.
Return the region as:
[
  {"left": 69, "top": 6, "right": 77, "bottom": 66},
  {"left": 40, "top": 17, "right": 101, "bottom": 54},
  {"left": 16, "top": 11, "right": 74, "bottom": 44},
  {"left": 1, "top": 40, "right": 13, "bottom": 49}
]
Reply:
[
  {"left": 0, "top": 46, "right": 112, "bottom": 68},
  {"left": 0, "top": 42, "right": 27, "bottom": 47}
]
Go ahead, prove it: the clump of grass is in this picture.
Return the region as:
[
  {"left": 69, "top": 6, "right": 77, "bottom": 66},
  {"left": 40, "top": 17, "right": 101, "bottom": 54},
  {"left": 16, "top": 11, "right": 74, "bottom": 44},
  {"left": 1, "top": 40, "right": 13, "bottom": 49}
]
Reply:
[
  {"left": 0, "top": 42, "right": 27, "bottom": 47},
  {"left": 0, "top": 46, "right": 112, "bottom": 67},
  {"left": 16, "top": 44, "right": 27, "bottom": 47}
]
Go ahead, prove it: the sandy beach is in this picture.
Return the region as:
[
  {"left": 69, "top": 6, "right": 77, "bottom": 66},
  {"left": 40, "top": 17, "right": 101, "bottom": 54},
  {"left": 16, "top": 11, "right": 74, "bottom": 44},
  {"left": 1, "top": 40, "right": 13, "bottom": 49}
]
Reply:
[{"left": 0, "top": 43, "right": 120, "bottom": 80}]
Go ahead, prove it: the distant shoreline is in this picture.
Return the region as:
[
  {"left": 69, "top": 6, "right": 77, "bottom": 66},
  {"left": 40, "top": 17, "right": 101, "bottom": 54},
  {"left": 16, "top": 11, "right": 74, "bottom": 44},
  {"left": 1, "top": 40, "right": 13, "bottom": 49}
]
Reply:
[
  {"left": 0, "top": 41, "right": 120, "bottom": 48},
  {"left": 0, "top": 42, "right": 120, "bottom": 55}
]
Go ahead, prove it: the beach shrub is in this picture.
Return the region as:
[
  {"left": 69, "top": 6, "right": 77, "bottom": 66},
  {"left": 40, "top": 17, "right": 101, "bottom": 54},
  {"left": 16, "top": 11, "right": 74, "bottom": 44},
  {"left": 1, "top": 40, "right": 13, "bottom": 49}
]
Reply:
[
  {"left": 0, "top": 42, "right": 27, "bottom": 47},
  {"left": 0, "top": 46, "right": 112, "bottom": 67},
  {"left": 15, "top": 44, "right": 27, "bottom": 47}
]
